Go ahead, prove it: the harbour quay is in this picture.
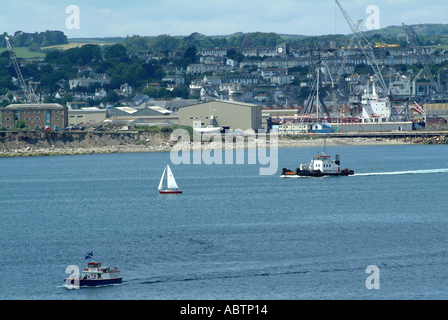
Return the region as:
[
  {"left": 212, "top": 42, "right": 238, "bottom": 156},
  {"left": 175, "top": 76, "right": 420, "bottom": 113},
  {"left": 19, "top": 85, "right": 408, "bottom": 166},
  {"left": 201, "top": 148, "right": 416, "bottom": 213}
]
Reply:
[{"left": 300, "top": 130, "right": 448, "bottom": 142}]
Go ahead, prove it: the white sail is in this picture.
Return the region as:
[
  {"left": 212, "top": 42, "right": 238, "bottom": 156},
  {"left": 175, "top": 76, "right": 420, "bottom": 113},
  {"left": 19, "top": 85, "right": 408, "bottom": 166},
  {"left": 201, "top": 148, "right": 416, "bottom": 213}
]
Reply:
[
  {"left": 166, "top": 165, "right": 179, "bottom": 189},
  {"left": 158, "top": 167, "right": 166, "bottom": 190}
]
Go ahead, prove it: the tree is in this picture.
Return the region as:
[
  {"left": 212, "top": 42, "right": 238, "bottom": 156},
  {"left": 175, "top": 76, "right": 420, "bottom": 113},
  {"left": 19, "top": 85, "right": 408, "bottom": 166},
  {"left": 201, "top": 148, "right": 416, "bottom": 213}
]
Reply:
[
  {"left": 242, "top": 38, "right": 252, "bottom": 47},
  {"left": 106, "top": 90, "right": 119, "bottom": 103},
  {"left": 184, "top": 46, "right": 198, "bottom": 63},
  {"left": 227, "top": 48, "right": 237, "bottom": 59},
  {"left": 14, "top": 119, "right": 26, "bottom": 129},
  {"left": 87, "top": 82, "right": 102, "bottom": 93},
  {"left": 142, "top": 86, "right": 159, "bottom": 98},
  {"left": 44, "top": 95, "right": 54, "bottom": 103},
  {"left": 104, "top": 44, "right": 127, "bottom": 59}
]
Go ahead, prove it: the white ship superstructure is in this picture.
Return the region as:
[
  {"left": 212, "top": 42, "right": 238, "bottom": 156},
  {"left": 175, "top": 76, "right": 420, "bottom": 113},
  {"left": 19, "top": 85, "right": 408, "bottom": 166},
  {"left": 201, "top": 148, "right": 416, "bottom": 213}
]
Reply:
[{"left": 360, "top": 78, "right": 391, "bottom": 123}]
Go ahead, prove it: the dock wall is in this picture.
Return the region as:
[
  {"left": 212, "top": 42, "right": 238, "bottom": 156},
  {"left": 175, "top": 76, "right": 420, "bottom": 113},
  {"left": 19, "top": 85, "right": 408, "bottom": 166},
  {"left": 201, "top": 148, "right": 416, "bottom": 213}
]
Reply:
[{"left": 336, "top": 122, "right": 413, "bottom": 132}]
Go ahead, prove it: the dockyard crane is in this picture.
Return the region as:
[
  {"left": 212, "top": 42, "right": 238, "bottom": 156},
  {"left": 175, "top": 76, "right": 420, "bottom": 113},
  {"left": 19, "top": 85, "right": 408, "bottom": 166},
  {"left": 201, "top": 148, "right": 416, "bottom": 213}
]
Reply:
[
  {"left": 335, "top": 0, "right": 388, "bottom": 95},
  {"left": 290, "top": 37, "right": 334, "bottom": 118},
  {"left": 335, "top": 19, "right": 362, "bottom": 85},
  {"left": 5, "top": 36, "right": 39, "bottom": 103},
  {"left": 412, "top": 69, "right": 424, "bottom": 97},
  {"left": 402, "top": 23, "right": 440, "bottom": 94}
]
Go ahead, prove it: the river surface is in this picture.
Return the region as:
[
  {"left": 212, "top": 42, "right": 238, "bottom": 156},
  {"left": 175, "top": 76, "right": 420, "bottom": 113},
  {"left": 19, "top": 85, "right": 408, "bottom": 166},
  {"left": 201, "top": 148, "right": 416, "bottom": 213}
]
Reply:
[{"left": 0, "top": 144, "right": 447, "bottom": 300}]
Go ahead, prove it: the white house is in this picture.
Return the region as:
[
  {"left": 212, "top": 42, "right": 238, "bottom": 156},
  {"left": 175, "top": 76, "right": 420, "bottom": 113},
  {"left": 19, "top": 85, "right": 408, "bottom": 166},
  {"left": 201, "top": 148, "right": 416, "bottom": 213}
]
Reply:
[
  {"left": 261, "top": 68, "right": 288, "bottom": 80},
  {"left": 95, "top": 88, "right": 107, "bottom": 98},
  {"left": 186, "top": 64, "right": 218, "bottom": 75},
  {"left": 203, "top": 75, "right": 222, "bottom": 86},
  {"left": 162, "top": 75, "right": 185, "bottom": 85},
  {"left": 119, "top": 83, "right": 132, "bottom": 96},
  {"left": 278, "top": 121, "right": 310, "bottom": 134},
  {"left": 254, "top": 94, "right": 267, "bottom": 102},
  {"left": 227, "top": 58, "right": 237, "bottom": 68},
  {"left": 69, "top": 75, "right": 111, "bottom": 90},
  {"left": 270, "top": 73, "right": 293, "bottom": 85}
]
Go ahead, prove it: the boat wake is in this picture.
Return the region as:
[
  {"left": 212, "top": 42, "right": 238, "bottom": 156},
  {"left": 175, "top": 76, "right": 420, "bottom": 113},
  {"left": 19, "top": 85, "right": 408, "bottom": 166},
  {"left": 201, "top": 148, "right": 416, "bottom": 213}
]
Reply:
[{"left": 353, "top": 168, "right": 448, "bottom": 176}]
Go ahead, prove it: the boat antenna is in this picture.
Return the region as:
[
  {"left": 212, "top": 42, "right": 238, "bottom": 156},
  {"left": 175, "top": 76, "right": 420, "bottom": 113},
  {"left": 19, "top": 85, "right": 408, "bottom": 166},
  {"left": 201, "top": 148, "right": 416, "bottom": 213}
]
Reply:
[{"left": 323, "top": 137, "right": 327, "bottom": 154}]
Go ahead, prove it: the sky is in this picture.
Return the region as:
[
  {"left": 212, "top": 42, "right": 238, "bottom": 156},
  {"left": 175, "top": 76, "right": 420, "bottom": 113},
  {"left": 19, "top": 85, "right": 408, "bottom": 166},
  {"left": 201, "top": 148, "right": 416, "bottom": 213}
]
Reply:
[{"left": 1, "top": 0, "right": 447, "bottom": 39}]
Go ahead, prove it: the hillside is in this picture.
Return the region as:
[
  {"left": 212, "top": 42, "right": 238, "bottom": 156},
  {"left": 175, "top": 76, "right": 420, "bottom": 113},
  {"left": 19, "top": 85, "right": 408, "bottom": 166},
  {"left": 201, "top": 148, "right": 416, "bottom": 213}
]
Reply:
[
  {"left": 363, "top": 23, "right": 448, "bottom": 37},
  {"left": 2, "top": 22, "right": 448, "bottom": 59}
]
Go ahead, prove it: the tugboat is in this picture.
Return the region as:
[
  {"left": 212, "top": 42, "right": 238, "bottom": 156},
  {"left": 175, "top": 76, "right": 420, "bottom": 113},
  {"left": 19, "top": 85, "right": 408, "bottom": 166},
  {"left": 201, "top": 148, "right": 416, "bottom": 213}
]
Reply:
[
  {"left": 65, "top": 252, "right": 122, "bottom": 288},
  {"left": 281, "top": 152, "right": 354, "bottom": 177}
]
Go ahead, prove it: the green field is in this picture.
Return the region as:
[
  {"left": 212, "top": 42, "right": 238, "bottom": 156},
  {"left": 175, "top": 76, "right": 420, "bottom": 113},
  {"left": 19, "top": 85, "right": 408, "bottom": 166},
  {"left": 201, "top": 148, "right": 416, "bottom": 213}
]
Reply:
[
  {"left": 0, "top": 47, "right": 46, "bottom": 60},
  {"left": 69, "top": 37, "right": 124, "bottom": 44}
]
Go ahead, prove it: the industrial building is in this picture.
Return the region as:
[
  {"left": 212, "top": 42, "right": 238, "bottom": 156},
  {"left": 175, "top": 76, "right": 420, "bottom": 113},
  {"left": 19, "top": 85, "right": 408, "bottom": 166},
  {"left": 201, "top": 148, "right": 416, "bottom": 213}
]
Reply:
[
  {"left": 1, "top": 103, "right": 68, "bottom": 129},
  {"left": 178, "top": 100, "right": 263, "bottom": 132},
  {"left": 68, "top": 108, "right": 107, "bottom": 127},
  {"left": 424, "top": 103, "right": 448, "bottom": 119}
]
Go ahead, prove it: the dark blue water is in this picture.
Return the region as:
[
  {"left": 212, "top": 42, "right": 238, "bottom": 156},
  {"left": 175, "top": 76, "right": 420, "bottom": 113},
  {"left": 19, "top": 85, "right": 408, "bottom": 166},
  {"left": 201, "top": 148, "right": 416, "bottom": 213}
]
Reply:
[{"left": 0, "top": 144, "right": 447, "bottom": 300}]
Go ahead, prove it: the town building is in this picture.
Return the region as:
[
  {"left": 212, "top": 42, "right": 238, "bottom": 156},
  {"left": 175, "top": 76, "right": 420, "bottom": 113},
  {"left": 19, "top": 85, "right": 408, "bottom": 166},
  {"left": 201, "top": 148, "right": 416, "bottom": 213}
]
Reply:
[
  {"left": 261, "top": 68, "right": 288, "bottom": 81},
  {"left": 186, "top": 64, "right": 219, "bottom": 75},
  {"left": 220, "top": 75, "right": 259, "bottom": 86},
  {"left": 1, "top": 103, "right": 68, "bottom": 129},
  {"left": 198, "top": 48, "right": 227, "bottom": 57},
  {"left": 69, "top": 75, "right": 111, "bottom": 90},
  {"left": 162, "top": 75, "right": 186, "bottom": 85},
  {"left": 424, "top": 103, "right": 448, "bottom": 118}
]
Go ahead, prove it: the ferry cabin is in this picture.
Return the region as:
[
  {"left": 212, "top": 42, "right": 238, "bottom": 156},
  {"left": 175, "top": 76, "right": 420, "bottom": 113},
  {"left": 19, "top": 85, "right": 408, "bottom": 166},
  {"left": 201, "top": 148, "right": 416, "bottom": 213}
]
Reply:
[
  {"left": 302, "top": 155, "right": 341, "bottom": 174},
  {"left": 82, "top": 262, "right": 121, "bottom": 281}
]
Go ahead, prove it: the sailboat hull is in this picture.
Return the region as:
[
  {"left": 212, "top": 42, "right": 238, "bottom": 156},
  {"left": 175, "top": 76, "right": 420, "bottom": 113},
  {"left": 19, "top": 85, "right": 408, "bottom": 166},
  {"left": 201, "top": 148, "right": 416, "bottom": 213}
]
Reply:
[{"left": 159, "top": 190, "right": 183, "bottom": 194}]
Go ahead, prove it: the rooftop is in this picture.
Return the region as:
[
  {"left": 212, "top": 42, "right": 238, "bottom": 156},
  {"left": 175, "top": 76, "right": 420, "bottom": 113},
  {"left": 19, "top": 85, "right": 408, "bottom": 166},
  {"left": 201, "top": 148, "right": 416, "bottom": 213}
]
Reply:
[{"left": 5, "top": 103, "right": 66, "bottom": 110}]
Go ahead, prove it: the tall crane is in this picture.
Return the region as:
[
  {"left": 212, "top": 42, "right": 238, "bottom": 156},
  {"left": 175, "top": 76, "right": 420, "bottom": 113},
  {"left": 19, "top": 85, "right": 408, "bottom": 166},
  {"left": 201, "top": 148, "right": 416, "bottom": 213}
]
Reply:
[
  {"left": 5, "top": 36, "right": 38, "bottom": 103},
  {"left": 335, "top": 0, "right": 388, "bottom": 95},
  {"left": 291, "top": 37, "right": 332, "bottom": 118},
  {"left": 336, "top": 19, "right": 362, "bottom": 84},
  {"left": 412, "top": 69, "right": 424, "bottom": 97},
  {"left": 402, "top": 23, "right": 440, "bottom": 94}
]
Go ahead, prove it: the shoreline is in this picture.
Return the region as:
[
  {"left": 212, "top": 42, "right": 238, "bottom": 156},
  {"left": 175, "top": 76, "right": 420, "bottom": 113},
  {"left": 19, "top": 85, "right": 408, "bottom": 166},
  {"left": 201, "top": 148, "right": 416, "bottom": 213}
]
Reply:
[{"left": 1, "top": 135, "right": 443, "bottom": 158}]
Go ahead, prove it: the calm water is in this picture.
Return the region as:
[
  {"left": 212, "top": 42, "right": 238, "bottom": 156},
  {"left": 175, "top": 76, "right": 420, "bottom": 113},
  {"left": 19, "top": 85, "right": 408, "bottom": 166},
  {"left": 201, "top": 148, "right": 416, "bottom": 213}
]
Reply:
[{"left": 0, "top": 144, "right": 447, "bottom": 300}]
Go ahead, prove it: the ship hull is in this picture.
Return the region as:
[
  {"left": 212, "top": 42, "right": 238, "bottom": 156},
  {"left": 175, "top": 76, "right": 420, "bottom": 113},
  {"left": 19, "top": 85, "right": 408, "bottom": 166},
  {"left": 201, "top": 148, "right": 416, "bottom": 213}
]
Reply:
[
  {"left": 65, "top": 277, "right": 123, "bottom": 287},
  {"left": 159, "top": 190, "right": 183, "bottom": 194},
  {"left": 281, "top": 169, "right": 354, "bottom": 177}
]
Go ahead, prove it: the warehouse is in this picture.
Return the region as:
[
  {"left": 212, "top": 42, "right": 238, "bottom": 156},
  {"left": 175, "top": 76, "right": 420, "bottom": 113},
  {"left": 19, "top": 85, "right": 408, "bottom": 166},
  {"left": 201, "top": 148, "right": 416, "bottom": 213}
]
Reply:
[{"left": 178, "top": 100, "right": 263, "bottom": 132}]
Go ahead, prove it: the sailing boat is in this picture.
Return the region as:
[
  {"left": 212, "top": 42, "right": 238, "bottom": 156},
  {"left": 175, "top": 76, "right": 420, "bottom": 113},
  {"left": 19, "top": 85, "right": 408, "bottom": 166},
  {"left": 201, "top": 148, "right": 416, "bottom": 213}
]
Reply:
[{"left": 158, "top": 165, "right": 182, "bottom": 194}]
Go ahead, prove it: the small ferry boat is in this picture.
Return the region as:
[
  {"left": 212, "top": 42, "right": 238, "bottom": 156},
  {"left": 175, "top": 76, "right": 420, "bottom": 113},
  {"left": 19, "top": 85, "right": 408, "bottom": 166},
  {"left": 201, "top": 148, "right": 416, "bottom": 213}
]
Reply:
[
  {"left": 281, "top": 152, "right": 354, "bottom": 177},
  {"left": 65, "top": 253, "right": 122, "bottom": 288}
]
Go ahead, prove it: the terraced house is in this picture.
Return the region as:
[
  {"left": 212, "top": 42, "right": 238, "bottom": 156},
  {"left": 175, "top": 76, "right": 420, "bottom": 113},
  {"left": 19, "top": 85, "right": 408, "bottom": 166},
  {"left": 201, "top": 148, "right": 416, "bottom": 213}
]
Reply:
[{"left": 186, "top": 64, "right": 218, "bottom": 75}]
